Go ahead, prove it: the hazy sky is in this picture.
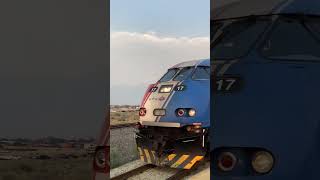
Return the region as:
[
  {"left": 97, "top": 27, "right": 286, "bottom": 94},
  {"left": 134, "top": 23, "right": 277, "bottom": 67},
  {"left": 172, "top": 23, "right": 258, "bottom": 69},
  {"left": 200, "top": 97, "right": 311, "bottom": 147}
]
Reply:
[{"left": 110, "top": 0, "right": 210, "bottom": 105}]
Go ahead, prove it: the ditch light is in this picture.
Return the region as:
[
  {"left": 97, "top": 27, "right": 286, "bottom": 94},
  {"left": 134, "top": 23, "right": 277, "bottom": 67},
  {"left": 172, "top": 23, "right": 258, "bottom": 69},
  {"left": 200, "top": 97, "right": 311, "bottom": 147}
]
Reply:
[
  {"left": 153, "top": 109, "right": 166, "bottom": 116},
  {"left": 93, "top": 146, "right": 109, "bottom": 173}
]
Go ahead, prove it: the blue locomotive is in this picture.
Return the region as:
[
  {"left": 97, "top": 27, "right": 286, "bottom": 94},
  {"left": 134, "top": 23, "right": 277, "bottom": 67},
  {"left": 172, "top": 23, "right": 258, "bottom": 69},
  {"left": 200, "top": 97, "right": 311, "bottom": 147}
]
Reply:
[
  {"left": 211, "top": 0, "right": 320, "bottom": 179},
  {"left": 135, "top": 59, "right": 210, "bottom": 169}
]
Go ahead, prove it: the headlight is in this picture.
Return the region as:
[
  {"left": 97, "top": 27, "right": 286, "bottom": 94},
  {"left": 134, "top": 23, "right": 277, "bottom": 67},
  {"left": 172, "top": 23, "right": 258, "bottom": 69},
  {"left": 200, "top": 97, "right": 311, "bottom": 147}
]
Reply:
[
  {"left": 188, "top": 109, "right": 196, "bottom": 117},
  {"left": 139, "top": 108, "right": 146, "bottom": 116},
  {"left": 94, "top": 149, "right": 106, "bottom": 169},
  {"left": 185, "top": 125, "right": 202, "bottom": 133},
  {"left": 153, "top": 109, "right": 166, "bottom": 116},
  {"left": 176, "top": 108, "right": 196, "bottom": 117},
  {"left": 176, "top": 108, "right": 186, "bottom": 117},
  {"left": 159, "top": 85, "right": 172, "bottom": 93},
  {"left": 251, "top": 151, "right": 274, "bottom": 174},
  {"left": 217, "top": 152, "right": 237, "bottom": 171}
]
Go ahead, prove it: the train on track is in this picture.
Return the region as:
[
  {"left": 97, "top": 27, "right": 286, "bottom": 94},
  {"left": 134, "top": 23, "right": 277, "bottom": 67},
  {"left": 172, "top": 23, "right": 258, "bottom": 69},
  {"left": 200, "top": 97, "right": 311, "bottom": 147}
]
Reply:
[{"left": 135, "top": 59, "right": 210, "bottom": 169}]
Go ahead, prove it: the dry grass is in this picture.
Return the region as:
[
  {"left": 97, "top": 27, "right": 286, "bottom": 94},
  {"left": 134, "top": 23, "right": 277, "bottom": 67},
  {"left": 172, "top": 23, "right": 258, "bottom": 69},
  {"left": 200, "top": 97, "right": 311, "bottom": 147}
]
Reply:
[
  {"left": 0, "top": 158, "right": 92, "bottom": 180},
  {"left": 0, "top": 148, "right": 92, "bottom": 180},
  {"left": 110, "top": 111, "right": 139, "bottom": 125}
]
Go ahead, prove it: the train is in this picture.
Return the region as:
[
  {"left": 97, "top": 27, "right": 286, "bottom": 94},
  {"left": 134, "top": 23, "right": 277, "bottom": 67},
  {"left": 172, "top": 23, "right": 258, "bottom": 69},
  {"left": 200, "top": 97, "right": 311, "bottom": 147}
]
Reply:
[
  {"left": 135, "top": 59, "right": 210, "bottom": 169},
  {"left": 211, "top": 0, "right": 320, "bottom": 179}
]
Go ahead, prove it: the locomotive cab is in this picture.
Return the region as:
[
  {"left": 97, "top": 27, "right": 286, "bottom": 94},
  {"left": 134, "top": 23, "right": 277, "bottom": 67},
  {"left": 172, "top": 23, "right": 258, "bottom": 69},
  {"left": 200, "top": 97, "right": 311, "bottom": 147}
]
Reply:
[{"left": 135, "top": 59, "right": 210, "bottom": 169}]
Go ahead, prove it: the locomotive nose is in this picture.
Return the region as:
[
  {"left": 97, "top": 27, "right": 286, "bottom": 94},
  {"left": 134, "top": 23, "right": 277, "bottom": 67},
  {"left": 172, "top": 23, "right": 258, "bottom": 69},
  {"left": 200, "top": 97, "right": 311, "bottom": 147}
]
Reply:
[{"left": 139, "top": 81, "right": 183, "bottom": 124}]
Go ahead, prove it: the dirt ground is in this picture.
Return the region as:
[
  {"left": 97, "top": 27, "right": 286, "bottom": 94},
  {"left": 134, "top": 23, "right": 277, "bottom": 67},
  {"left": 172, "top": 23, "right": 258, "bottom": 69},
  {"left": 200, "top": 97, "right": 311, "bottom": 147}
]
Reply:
[
  {"left": 0, "top": 158, "right": 92, "bottom": 180},
  {"left": 0, "top": 148, "right": 93, "bottom": 180}
]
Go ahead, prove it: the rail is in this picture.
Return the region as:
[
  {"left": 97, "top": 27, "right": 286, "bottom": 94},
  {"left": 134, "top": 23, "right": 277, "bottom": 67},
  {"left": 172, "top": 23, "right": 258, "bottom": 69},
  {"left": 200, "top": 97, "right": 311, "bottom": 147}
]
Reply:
[
  {"left": 110, "top": 164, "right": 156, "bottom": 180},
  {"left": 111, "top": 159, "right": 209, "bottom": 180},
  {"left": 110, "top": 123, "right": 136, "bottom": 129}
]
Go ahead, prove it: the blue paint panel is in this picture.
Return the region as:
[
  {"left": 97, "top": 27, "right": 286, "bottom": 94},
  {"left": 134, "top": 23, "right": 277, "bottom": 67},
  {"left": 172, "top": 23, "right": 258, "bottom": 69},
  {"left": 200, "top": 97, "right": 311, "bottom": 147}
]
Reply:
[
  {"left": 212, "top": 56, "right": 320, "bottom": 179},
  {"left": 160, "top": 79, "right": 210, "bottom": 127}
]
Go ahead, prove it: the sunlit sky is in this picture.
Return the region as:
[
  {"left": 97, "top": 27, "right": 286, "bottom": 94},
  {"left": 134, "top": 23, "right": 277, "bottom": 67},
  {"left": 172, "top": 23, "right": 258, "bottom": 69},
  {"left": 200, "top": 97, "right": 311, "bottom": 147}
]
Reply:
[{"left": 110, "top": 0, "right": 210, "bottom": 105}]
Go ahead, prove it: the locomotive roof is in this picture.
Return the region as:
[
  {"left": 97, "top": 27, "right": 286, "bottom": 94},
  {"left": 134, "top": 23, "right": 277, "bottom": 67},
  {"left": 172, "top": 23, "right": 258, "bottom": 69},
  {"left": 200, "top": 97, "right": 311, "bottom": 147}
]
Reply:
[
  {"left": 211, "top": 0, "right": 320, "bottom": 20},
  {"left": 170, "top": 59, "right": 210, "bottom": 69}
]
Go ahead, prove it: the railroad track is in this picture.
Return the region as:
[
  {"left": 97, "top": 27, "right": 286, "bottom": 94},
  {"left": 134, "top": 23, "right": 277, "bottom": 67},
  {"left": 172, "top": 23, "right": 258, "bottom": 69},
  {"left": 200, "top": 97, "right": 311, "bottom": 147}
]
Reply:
[
  {"left": 166, "top": 160, "right": 208, "bottom": 180},
  {"left": 111, "top": 159, "right": 209, "bottom": 180},
  {"left": 111, "top": 164, "right": 156, "bottom": 180},
  {"left": 110, "top": 123, "right": 136, "bottom": 129}
]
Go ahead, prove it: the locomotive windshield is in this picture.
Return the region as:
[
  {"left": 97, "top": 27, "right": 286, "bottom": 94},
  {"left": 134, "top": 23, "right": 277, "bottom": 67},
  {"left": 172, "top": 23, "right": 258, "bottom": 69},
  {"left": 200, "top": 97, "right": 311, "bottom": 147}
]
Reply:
[
  {"left": 192, "top": 66, "right": 210, "bottom": 80},
  {"left": 159, "top": 65, "right": 210, "bottom": 82},
  {"left": 173, "top": 67, "right": 194, "bottom": 81},
  {"left": 211, "top": 18, "right": 269, "bottom": 60},
  {"left": 212, "top": 15, "right": 320, "bottom": 61},
  {"left": 261, "top": 16, "right": 320, "bottom": 61},
  {"left": 159, "top": 68, "right": 178, "bottom": 82}
]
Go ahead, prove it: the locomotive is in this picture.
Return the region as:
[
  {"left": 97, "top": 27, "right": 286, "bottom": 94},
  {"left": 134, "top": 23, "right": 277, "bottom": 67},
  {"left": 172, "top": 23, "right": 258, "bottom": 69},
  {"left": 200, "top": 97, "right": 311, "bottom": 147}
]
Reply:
[
  {"left": 211, "top": 0, "right": 320, "bottom": 179},
  {"left": 135, "top": 59, "right": 210, "bottom": 169}
]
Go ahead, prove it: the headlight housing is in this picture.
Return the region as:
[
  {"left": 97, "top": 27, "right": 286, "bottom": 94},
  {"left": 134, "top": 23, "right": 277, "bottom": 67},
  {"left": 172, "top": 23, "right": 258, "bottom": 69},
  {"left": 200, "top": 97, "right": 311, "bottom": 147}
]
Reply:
[
  {"left": 93, "top": 146, "right": 109, "bottom": 173},
  {"left": 251, "top": 151, "right": 274, "bottom": 174},
  {"left": 188, "top": 109, "right": 196, "bottom": 117},
  {"left": 159, "top": 85, "right": 173, "bottom": 93},
  {"left": 176, "top": 108, "right": 186, "bottom": 117},
  {"left": 217, "top": 152, "right": 237, "bottom": 171},
  {"left": 153, "top": 109, "right": 166, "bottom": 116},
  {"left": 139, "top": 108, "right": 146, "bottom": 116},
  {"left": 176, "top": 108, "right": 196, "bottom": 117},
  {"left": 95, "top": 148, "right": 106, "bottom": 169}
]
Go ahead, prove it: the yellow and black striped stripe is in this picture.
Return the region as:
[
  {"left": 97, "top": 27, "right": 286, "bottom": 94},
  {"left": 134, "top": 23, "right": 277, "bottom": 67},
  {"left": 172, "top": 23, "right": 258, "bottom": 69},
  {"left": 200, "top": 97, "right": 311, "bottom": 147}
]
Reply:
[
  {"left": 166, "top": 154, "right": 204, "bottom": 169},
  {"left": 138, "top": 147, "right": 158, "bottom": 164},
  {"left": 137, "top": 147, "right": 204, "bottom": 169}
]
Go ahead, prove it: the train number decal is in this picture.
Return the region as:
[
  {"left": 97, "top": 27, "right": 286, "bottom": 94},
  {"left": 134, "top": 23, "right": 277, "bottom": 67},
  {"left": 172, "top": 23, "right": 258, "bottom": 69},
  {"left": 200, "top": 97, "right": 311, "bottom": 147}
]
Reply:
[
  {"left": 150, "top": 87, "right": 158, "bottom": 92},
  {"left": 214, "top": 76, "right": 241, "bottom": 93},
  {"left": 175, "top": 85, "right": 186, "bottom": 91}
]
